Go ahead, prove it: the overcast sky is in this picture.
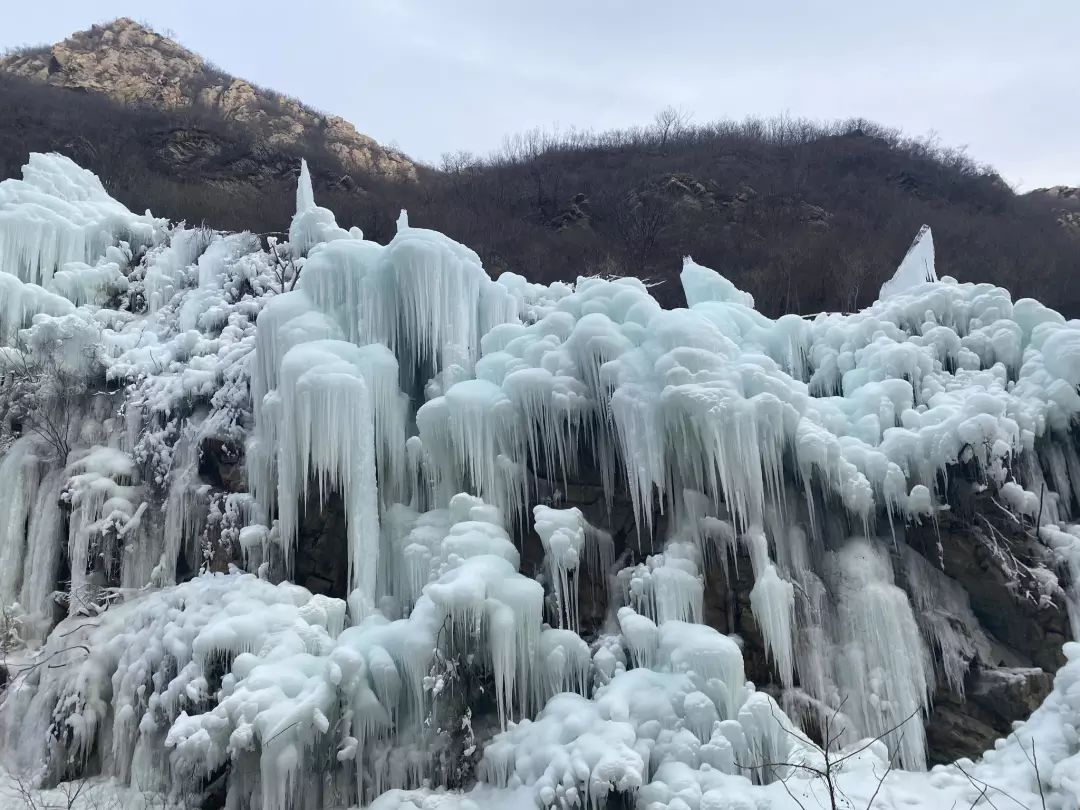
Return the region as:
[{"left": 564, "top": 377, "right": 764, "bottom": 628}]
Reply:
[{"left": 4, "top": 1, "right": 1077, "bottom": 190}]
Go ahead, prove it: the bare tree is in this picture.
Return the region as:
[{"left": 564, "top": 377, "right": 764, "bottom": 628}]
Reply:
[
  {"left": 653, "top": 105, "right": 693, "bottom": 148},
  {"left": 266, "top": 236, "right": 301, "bottom": 294},
  {"left": 0, "top": 332, "right": 101, "bottom": 463},
  {"left": 8, "top": 769, "right": 95, "bottom": 810},
  {"left": 611, "top": 189, "right": 672, "bottom": 275}
]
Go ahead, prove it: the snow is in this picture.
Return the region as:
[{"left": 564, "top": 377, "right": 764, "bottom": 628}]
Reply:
[{"left": 3, "top": 154, "right": 1080, "bottom": 810}]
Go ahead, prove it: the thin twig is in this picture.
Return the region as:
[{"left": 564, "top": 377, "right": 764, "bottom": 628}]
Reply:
[
  {"left": 1016, "top": 739, "right": 1047, "bottom": 810},
  {"left": 865, "top": 729, "right": 903, "bottom": 809},
  {"left": 832, "top": 707, "right": 920, "bottom": 767},
  {"left": 954, "top": 761, "right": 1031, "bottom": 810}
]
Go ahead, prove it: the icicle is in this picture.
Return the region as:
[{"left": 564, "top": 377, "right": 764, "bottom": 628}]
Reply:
[
  {"left": 297, "top": 159, "right": 316, "bottom": 213},
  {"left": 154, "top": 427, "right": 203, "bottom": 586},
  {"left": 0, "top": 437, "right": 41, "bottom": 607},
  {"left": 276, "top": 340, "right": 380, "bottom": 599},
  {"left": 749, "top": 564, "right": 796, "bottom": 689},
  {"left": 19, "top": 467, "right": 66, "bottom": 633},
  {"left": 534, "top": 505, "right": 587, "bottom": 632}
]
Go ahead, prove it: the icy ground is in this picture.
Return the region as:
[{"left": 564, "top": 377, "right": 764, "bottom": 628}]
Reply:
[{"left": 1, "top": 153, "right": 1080, "bottom": 809}]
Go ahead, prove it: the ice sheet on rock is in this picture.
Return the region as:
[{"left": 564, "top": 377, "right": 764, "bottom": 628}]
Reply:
[
  {"left": 902, "top": 545, "right": 993, "bottom": 696},
  {"left": 18, "top": 467, "right": 67, "bottom": 640}
]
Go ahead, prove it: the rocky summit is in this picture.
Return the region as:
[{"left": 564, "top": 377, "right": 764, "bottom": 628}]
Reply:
[{"left": 0, "top": 18, "right": 415, "bottom": 180}]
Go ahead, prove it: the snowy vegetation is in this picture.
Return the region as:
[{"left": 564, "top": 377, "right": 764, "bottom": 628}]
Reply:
[{"left": 0, "top": 153, "right": 1079, "bottom": 809}]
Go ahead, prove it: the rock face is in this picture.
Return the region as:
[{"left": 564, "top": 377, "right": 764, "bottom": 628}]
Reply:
[
  {"left": 1027, "top": 186, "right": 1080, "bottom": 234},
  {"left": 1033, "top": 186, "right": 1080, "bottom": 203},
  {"left": 0, "top": 18, "right": 416, "bottom": 180}
]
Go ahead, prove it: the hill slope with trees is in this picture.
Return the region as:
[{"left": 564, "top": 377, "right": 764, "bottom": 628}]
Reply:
[{"left": 2, "top": 20, "right": 1076, "bottom": 315}]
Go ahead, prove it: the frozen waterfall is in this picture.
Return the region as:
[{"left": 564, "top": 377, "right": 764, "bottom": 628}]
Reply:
[{"left": 1, "top": 153, "right": 1080, "bottom": 810}]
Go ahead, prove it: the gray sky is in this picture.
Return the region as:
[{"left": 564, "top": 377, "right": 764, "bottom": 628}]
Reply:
[{"left": 5, "top": 0, "right": 1078, "bottom": 190}]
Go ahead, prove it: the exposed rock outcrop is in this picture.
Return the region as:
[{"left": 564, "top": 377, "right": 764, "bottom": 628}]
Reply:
[
  {"left": 1027, "top": 185, "right": 1080, "bottom": 234},
  {"left": 0, "top": 18, "right": 416, "bottom": 180}
]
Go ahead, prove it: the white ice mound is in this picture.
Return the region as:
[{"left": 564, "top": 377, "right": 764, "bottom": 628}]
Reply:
[
  {"left": 878, "top": 224, "right": 937, "bottom": 300},
  {"left": 0, "top": 152, "right": 165, "bottom": 287}
]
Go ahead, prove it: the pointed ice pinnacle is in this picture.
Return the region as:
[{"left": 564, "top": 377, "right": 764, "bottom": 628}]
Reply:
[
  {"left": 296, "top": 159, "right": 316, "bottom": 213},
  {"left": 878, "top": 224, "right": 936, "bottom": 300}
]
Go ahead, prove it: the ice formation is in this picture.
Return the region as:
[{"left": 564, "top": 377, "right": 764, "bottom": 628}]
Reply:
[
  {"left": 0, "top": 153, "right": 164, "bottom": 287},
  {"left": 878, "top": 224, "right": 937, "bottom": 300},
  {"left": 2, "top": 153, "right": 1080, "bottom": 810}
]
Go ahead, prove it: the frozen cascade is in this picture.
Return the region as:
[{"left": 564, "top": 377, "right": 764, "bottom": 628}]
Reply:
[
  {"left": 828, "top": 538, "right": 933, "bottom": 768},
  {"left": 4, "top": 155, "right": 1080, "bottom": 810},
  {"left": 156, "top": 425, "right": 205, "bottom": 586},
  {"left": 0, "top": 272, "right": 77, "bottom": 343}
]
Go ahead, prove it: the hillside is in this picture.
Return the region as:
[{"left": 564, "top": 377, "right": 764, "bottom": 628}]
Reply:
[{"left": 1, "top": 19, "right": 1077, "bottom": 319}]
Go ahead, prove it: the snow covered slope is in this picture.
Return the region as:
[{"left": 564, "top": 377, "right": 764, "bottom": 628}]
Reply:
[{"left": 1, "top": 153, "right": 1080, "bottom": 810}]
